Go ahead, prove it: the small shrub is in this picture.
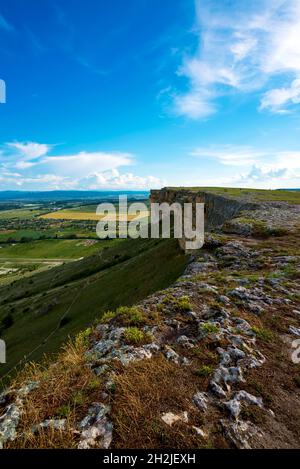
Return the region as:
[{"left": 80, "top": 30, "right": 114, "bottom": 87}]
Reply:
[
  {"left": 162, "top": 295, "right": 192, "bottom": 312},
  {"left": 201, "top": 322, "right": 220, "bottom": 334},
  {"left": 75, "top": 327, "right": 92, "bottom": 347},
  {"left": 123, "top": 327, "right": 151, "bottom": 345},
  {"left": 194, "top": 365, "right": 214, "bottom": 377},
  {"left": 176, "top": 296, "right": 192, "bottom": 312},
  {"left": 117, "top": 306, "right": 146, "bottom": 326},
  {"left": 100, "top": 310, "right": 116, "bottom": 323}
]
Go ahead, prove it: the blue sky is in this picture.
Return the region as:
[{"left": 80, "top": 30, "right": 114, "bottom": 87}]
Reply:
[{"left": 1, "top": 0, "right": 300, "bottom": 190}]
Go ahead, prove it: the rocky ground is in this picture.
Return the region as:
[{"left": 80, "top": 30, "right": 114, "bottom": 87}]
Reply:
[{"left": 1, "top": 201, "right": 300, "bottom": 449}]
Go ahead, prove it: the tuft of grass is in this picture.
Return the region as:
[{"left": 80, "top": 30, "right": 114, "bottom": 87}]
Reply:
[
  {"left": 282, "top": 263, "right": 300, "bottom": 280},
  {"left": 56, "top": 404, "right": 71, "bottom": 418},
  {"left": 161, "top": 294, "right": 192, "bottom": 312},
  {"left": 252, "top": 326, "right": 274, "bottom": 342},
  {"left": 176, "top": 296, "right": 192, "bottom": 312},
  {"left": 75, "top": 327, "right": 92, "bottom": 347},
  {"left": 116, "top": 306, "right": 146, "bottom": 326},
  {"left": 123, "top": 327, "right": 152, "bottom": 345},
  {"left": 194, "top": 365, "right": 214, "bottom": 377},
  {"left": 100, "top": 310, "right": 117, "bottom": 323},
  {"left": 200, "top": 322, "right": 220, "bottom": 334}
]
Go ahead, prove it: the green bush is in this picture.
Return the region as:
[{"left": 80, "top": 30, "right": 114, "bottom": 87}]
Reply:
[
  {"left": 117, "top": 306, "right": 146, "bottom": 326},
  {"left": 200, "top": 322, "right": 219, "bottom": 334},
  {"left": 123, "top": 327, "right": 151, "bottom": 345},
  {"left": 194, "top": 365, "right": 214, "bottom": 377},
  {"left": 100, "top": 310, "right": 117, "bottom": 323}
]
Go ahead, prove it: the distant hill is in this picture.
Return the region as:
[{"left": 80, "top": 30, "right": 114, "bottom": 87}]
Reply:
[{"left": 0, "top": 190, "right": 149, "bottom": 202}]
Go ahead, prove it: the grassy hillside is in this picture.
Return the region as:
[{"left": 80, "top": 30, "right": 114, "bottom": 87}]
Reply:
[
  {"left": 166, "top": 187, "right": 300, "bottom": 204},
  {"left": 0, "top": 237, "right": 187, "bottom": 381}
]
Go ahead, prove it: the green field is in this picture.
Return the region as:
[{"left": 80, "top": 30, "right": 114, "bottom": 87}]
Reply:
[
  {"left": 0, "top": 237, "right": 187, "bottom": 381},
  {"left": 0, "top": 238, "right": 119, "bottom": 260},
  {"left": 0, "top": 208, "right": 45, "bottom": 219}
]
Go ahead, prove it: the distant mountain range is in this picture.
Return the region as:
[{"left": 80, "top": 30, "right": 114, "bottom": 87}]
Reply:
[{"left": 0, "top": 190, "right": 149, "bottom": 201}]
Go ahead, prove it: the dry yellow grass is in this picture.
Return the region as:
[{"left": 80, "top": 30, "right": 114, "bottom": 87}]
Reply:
[
  {"left": 40, "top": 210, "right": 149, "bottom": 221},
  {"left": 5, "top": 334, "right": 103, "bottom": 449},
  {"left": 112, "top": 356, "right": 215, "bottom": 449}
]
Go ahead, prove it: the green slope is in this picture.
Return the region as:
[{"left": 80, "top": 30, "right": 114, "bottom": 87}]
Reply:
[{"left": 0, "top": 237, "right": 187, "bottom": 381}]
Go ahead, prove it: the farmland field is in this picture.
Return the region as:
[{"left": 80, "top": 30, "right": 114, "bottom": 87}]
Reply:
[
  {"left": 40, "top": 209, "right": 149, "bottom": 221},
  {"left": 0, "top": 208, "right": 45, "bottom": 219}
]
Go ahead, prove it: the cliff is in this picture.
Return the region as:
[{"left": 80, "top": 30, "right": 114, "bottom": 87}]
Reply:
[
  {"left": 150, "top": 187, "right": 259, "bottom": 230},
  {"left": 1, "top": 188, "right": 300, "bottom": 449}
]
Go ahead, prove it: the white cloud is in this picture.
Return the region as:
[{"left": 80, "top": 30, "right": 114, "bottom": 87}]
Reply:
[
  {"left": 42, "top": 151, "right": 133, "bottom": 178},
  {"left": 174, "top": 90, "right": 215, "bottom": 119},
  {"left": 0, "top": 141, "right": 164, "bottom": 190},
  {"left": 191, "top": 145, "right": 266, "bottom": 166},
  {"left": 190, "top": 143, "right": 300, "bottom": 188},
  {"left": 260, "top": 78, "right": 300, "bottom": 112},
  {"left": 234, "top": 165, "right": 300, "bottom": 189},
  {"left": 80, "top": 169, "right": 165, "bottom": 190},
  {"left": 191, "top": 144, "right": 300, "bottom": 169},
  {"left": 172, "top": 0, "right": 300, "bottom": 118},
  {"left": 7, "top": 141, "right": 51, "bottom": 159}
]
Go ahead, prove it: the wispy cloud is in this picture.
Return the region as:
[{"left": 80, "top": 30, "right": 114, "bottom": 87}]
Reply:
[
  {"left": 191, "top": 145, "right": 267, "bottom": 166},
  {"left": 0, "top": 13, "right": 14, "bottom": 32},
  {"left": 7, "top": 142, "right": 51, "bottom": 159},
  {"left": 191, "top": 143, "right": 300, "bottom": 188},
  {"left": 172, "top": 0, "right": 300, "bottom": 118},
  {"left": 260, "top": 78, "right": 300, "bottom": 113}
]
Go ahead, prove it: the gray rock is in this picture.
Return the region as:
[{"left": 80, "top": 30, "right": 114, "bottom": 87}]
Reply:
[
  {"left": 221, "top": 419, "right": 263, "bottom": 449},
  {"left": 248, "top": 302, "right": 264, "bottom": 315},
  {"left": 164, "top": 346, "right": 180, "bottom": 364},
  {"left": 193, "top": 392, "right": 208, "bottom": 412},
  {"left": 78, "top": 403, "right": 112, "bottom": 449},
  {"left": 32, "top": 419, "right": 66, "bottom": 433},
  {"left": 177, "top": 335, "right": 195, "bottom": 348},
  {"left": 218, "top": 295, "right": 230, "bottom": 305},
  {"left": 210, "top": 381, "right": 227, "bottom": 398},
  {"left": 224, "top": 391, "right": 263, "bottom": 419},
  {"left": 289, "top": 325, "right": 300, "bottom": 337},
  {"left": 0, "top": 401, "right": 21, "bottom": 449},
  {"left": 213, "top": 365, "right": 244, "bottom": 389}
]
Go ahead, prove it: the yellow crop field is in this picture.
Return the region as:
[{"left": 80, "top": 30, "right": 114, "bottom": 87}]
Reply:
[{"left": 40, "top": 210, "right": 149, "bottom": 221}]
